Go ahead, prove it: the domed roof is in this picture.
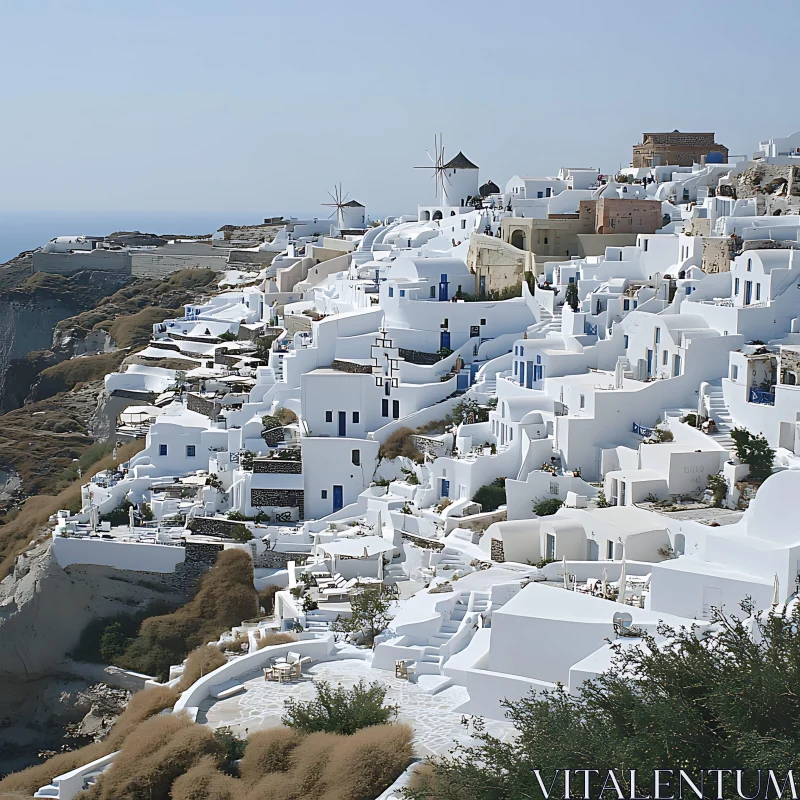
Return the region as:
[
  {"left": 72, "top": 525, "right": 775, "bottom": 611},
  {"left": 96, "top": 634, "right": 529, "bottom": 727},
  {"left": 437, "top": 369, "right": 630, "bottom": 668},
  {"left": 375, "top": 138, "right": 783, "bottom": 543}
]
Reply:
[{"left": 479, "top": 180, "right": 500, "bottom": 197}]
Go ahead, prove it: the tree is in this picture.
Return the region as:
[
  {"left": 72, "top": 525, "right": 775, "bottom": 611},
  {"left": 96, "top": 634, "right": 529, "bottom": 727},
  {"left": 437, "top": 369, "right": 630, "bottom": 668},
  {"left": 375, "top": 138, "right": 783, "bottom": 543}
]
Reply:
[
  {"left": 564, "top": 282, "right": 579, "bottom": 312},
  {"left": 472, "top": 478, "right": 506, "bottom": 512},
  {"left": 405, "top": 602, "right": 800, "bottom": 799},
  {"left": 731, "top": 427, "right": 775, "bottom": 483},
  {"left": 332, "top": 586, "right": 393, "bottom": 646},
  {"left": 282, "top": 679, "right": 398, "bottom": 735},
  {"left": 99, "top": 621, "right": 134, "bottom": 664}
]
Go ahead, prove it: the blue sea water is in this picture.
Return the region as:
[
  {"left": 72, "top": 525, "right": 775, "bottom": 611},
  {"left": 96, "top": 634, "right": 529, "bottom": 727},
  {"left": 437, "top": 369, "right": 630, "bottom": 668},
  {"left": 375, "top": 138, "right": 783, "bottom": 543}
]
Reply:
[{"left": 0, "top": 209, "right": 275, "bottom": 264}]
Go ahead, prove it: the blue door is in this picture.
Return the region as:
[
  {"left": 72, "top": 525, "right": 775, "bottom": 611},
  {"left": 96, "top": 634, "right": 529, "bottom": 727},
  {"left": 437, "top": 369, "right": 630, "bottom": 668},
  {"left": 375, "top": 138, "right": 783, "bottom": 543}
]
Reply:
[
  {"left": 519, "top": 362, "right": 525, "bottom": 386},
  {"left": 457, "top": 372, "right": 469, "bottom": 391},
  {"left": 526, "top": 360, "right": 534, "bottom": 389},
  {"left": 439, "top": 273, "right": 449, "bottom": 301},
  {"left": 745, "top": 280, "right": 752, "bottom": 305},
  {"left": 646, "top": 349, "right": 653, "bottom": 377},
  {"left": 441, "top": 479, "right": 450, "bottom": 498},
  {"left": 338, "top": 411, "right": 346, "bottom": 437},
  {"left": 440, "top": 331, "right": 451, "bottom": 350},
  {"left": 332, "top": 485, "right": 343, "bottom": 512}
]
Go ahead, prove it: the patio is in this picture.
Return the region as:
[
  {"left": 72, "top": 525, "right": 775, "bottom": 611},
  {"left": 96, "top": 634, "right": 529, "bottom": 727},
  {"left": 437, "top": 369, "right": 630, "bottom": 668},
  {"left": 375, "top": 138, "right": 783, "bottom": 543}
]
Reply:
[{"left": 199, "top": 657, "right": 517, "bottom": 756}]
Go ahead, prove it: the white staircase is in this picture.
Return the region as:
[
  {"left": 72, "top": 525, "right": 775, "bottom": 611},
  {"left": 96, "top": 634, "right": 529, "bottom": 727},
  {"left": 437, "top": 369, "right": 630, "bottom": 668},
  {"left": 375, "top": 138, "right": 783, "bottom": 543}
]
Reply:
[
  {"left": 528, "top": 306, "right": 562, "bottom": 337},
  {"left": 706, "top": 379, "right": 735, "bottom": 451}
]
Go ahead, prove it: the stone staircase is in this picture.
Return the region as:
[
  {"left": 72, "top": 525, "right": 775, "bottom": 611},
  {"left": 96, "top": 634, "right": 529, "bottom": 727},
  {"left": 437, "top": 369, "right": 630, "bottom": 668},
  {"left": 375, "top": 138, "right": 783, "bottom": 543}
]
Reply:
[{"left": 706, "top": 379, "right": 735, "bottom": 452}]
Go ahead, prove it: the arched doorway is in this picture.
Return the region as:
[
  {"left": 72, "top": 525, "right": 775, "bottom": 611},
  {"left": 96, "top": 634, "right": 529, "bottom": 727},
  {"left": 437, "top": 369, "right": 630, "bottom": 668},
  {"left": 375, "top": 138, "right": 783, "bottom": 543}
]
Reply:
[
  {"left": 421, "top": 210, "right": 430, "bottom": 221},
  {"left": 511, "top": 229, "right": 526, "bottom": 250},
  {"left": 432, "top": 210, "right": 443, "bottom": 221}
]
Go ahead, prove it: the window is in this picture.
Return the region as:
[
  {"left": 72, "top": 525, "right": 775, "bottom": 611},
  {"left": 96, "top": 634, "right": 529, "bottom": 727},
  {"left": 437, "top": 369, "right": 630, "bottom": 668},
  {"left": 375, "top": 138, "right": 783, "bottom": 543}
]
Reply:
[
  {"left": 662, "top": 350, "right": 668, "bottom": 365},
  {"left": 550, "top": 481, "right": 559, "bottom": 495},
  {"left": 352, "top": 411, "right": 359, "bottom": 423},
  {"left": 392, "top": 400, "right": 400, "bottom": 419},
  {"left": 623, "top": 299, "right": 630, "bottom": 310},
  {"left": 607, "top": 540, "right": 614, "bottom": 559},
  {"left": 382, "top": 399, "right": 389, "bottom": 417},
  {"left": 388, "top": 287, "right": 394, "bottom": 297},
  {"left": 399, "top": 290, "right": 405, "bottom": 297},
  {"left": 624, "top": 335, "right": 629, "bottom": 348},
  {"left": 514, "top": 361, "right": 518, "bottom": 375},
  {"left": 633, "top": 300, "right": 638, "bottom": 308},
  {"left": 461, "top": 220, "right": 466, "bottom": 229},
  {"left": 442, "top": 318, "right": 448, "bottom": 327},
  {"left": 159, "top": 444, "right": 168, "bottom": 456},
  {"left": 325, "top": 410, "right": 332, "bottom": 423},
  {"left": 579, "top": 394, "right": 585, "bottom": 409},
  {"left": 643, "top": 239, "right": 649, "bottom": 252},
  {"left": 536, "top": 354, "right": 541, "bottom": 364},
  {"left": 351, "top": 450, "right": 360, "bottom": 466},
  {"left": 747, "top": 258, "right": 752, "bottom": 272},
  {"left": 186, "top": 445, "right": 196, "bottom": 458},
  {"left": 756, "top": 283, "right": 761, "bottom": 301},
  {"left": 537, "top": 191, "right": 543, "bottom": 198},
  {"left": 568, "top": 276, "right": 575, "bottom": 284},
  {"left": 734, "top": 278, "right": 740, "bottom": 295},
  {"left": 732, "top": 365, "right": 739, "bottom": 380},
  {"left": 385, "top": 382, "right": 391, "bottom": 396},
  {"left": 480, "top": 318, "right": 486, "bottom": 325},
  {"left": 514, "top": 346, "right": 518, "bottom": 355},
  {"left": 546, "top": 187, "right": 552, "bottom": 197},
  {"left": 430, "top": 286, "right": 436, "bottom": 298},
  {"left": 546, "top": 533, "right": 555, "bottom": 559},
  {"left": 519, "top": 347, "right": 524, "bottom": 358},
  {"left": 544, "top": 236, "right": 548, "bottom": 244},
  {"left": 321, "top": 490, "right": 328, "bottom": 499},
  {"left": 655, "top": 328, "right": 661, "bottom": 344}
]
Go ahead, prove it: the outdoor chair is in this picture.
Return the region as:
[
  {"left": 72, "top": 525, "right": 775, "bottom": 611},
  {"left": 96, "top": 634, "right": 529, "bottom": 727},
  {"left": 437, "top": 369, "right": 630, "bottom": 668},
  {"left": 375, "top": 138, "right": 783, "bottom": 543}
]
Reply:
[
  {"left": 315, "top": 573, "right": 343, "bottom": 588},
  {"left": 322, "top": 578, "right": 358, "bottom": 600}
]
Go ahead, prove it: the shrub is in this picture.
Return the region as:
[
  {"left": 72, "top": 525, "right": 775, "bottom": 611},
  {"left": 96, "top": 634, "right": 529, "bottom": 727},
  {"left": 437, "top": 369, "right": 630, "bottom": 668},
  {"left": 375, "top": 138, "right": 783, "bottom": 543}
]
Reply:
[
  {"left": 239, "top": 728, "right": 301, "bottom": 784},
  {"left": 100, "top": 499, "right": 133, "bottom": 526},
  {"left": 595, "top": 489, "right": 611, "bottom": 508},
  {"left": 178, "top": 645, "right": 228, "bottom": 691},
  {"left": 452, "top": 397, "right": 487, "bottom": 425},
  {"left": 564, "top": 281, "right": 579, "bottom": 312},
  {"left": 533, "top": 497, "right": 563, "bottom": 516},
  {"left": 259, "top": 584, "right": 281, "bottom": 616},
  {"left": 319, "top": 723, "right": 414, "bottom": 800},
  {"left": 171, "top": 756, "right": 240, "bottom": 800},
  {"left": 106, "top": 685, "right": 180, "bottom": 749},
  {"left": 119, "top": 549, "right": 257, "bottom": 680},
  {"left": 214, "top": 727, "right": 247, "bottom": 764},
  {"left": 228, "top": 523, "right": 253, "bottom": 543},
  {"left": 283, "top": 679, "right": 398, "bottom": 736},
  {"left": 257, "top": 632, "right": 297, "bottom": 650},
  {"left": 88, "top": 712, "right": 222, "bottom": 800},
  {"left": 378, "top": 428, "right": 423, "bottom": 462},
  {"left": 705, "top": 472, "right": 728, "bottom": 507},
  {"left": 681, "top": 412, "right": 698, "bottom": 427},
  {"left": 472, "top": 477, "right": 506, "bottom": 512}
]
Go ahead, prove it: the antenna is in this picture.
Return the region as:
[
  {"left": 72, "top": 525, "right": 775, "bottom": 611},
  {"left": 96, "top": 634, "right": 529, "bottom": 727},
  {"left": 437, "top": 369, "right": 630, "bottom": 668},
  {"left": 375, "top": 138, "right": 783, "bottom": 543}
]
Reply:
[
  {"left": 322, "top": 183, "right": 351, "bottom": 224},
  {"left": 414, "top": 134, "right": 451, "bottom": 201}
]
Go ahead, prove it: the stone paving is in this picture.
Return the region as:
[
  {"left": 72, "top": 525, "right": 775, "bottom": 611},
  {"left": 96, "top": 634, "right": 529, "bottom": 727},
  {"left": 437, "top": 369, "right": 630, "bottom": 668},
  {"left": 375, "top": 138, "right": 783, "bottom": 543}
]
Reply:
[{"left": 200, "top": 657, "right": 517, "bottom": 756}]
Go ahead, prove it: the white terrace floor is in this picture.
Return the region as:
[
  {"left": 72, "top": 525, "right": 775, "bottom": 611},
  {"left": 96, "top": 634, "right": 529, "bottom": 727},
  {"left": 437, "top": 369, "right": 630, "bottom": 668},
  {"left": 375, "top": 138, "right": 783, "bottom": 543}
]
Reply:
[{"left": 199, "top": 657, "right": 517, "bottom": 757}]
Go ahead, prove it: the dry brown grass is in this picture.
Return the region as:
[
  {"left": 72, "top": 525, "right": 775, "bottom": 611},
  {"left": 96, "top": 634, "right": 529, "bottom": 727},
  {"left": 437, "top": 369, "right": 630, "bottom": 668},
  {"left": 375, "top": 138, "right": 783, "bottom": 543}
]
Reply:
[
  {"left": 86, "top": 713, "right": 222, "bottom": 800},
  {"left": 378, "top": 427, "right": 423, "bottom": 463},
  {"left": 257, "top": 632, "right": 296, "bottom": 650},
  {"left": 238, "top": 728, "right": 301, "bottom": 784},
  {"left": 318, "top": 723, "right": 414, "bottom": 800},
  {"left": 0, "top": 438, "right": 145, "bottom": 578},
  {"left": 170, "top": 756, "right": 240, "bottom": 800},
  {"left": 119, "top": 549, "right": 258, "bottom": 679},
  {"left": 178, "top": 645, "right": 228, "bottom": 691},
  {"left": 0, "top": 686, "right": 177, "bottom": 797}
]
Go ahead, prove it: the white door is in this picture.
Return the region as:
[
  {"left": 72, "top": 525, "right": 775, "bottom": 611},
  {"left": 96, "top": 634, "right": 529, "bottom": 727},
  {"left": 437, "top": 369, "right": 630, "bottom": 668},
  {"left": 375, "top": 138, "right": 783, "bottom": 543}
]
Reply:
[{"left": 701, "top": 586, "right": 722, "bottom": 620}]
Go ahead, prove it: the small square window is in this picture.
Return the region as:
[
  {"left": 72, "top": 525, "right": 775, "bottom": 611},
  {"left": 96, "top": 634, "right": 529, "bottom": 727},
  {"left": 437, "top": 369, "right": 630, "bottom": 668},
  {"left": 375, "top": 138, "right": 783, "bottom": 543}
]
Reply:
[
  {"left": 352, "top": 411, "right": 359, "bottom": 423},
  {"left": 325, "top": 411, "right": 332, "bottom": 423},
  {"left": 480, "top": 318, "right": 486, "bottom": 325},
  {"left": 159, "top": 444, "right": 168, "bottom": 456},
  {"left": 321, "top": 490, "right": 328, "bottom": 499},
  {"left": 186, "top": 445, "right": 196, "bottom": 458},
  {"left": 400, "top": 290, "right": 405, "bottom": 297}
]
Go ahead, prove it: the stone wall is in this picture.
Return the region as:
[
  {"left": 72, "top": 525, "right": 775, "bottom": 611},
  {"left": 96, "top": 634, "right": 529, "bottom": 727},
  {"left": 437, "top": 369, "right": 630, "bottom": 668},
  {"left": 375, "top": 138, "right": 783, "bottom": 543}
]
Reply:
[
  {"left": 32, "top": 250, "right": 132, "bottom": 276},
  {"left": 400, "top": 531, "right": 445, "bottom": 551},
  {"left": 398, "top": 348, "right": 440, "bottom": 366},
  {"left": 331, "top": 359, "right": 373, "bottom": 374},
  {"left": 253, "top": 458, "right": 302, "bottom": 474},
  {"left": 409, "top": 434, "right": 450, "bottom": 458},
  {"left": 251, "top": 489, "right": 305, "bottom": 517},
  {"left": 701, "top": 237, "right": 736, "bottom": 274},
  {"left": 262, "top": 426, "right": 285, "bottom": 446},
  {"left": 187, "top": 392, "right": 219, "bottom": 418},
  {"left": 490, "top": 538, "right": 505, "bottom": 562},
  {"left": 188, "top": 517, "right": 246, "bottom": 537},
  {"left": 466, "top": 233, "right": 530, "bottom": 294}
]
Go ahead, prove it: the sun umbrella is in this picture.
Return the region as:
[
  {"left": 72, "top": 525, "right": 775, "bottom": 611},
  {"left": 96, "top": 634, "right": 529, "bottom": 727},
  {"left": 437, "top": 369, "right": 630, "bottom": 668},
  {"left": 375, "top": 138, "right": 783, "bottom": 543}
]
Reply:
[
  {"left": 617, "top": 559, "right": 627, "bottom": 605},
  {"left": 562, "top": 556, "right": 569, "bottom": 590},
  {"left": 772, "top": 573, "right": 780, "bottom": 607},
  {"left": 602, "top": 568, "right": 608, "bottom": 600},
  {"left": 129, "top": 505, "right": 135, "bottom": 533}
]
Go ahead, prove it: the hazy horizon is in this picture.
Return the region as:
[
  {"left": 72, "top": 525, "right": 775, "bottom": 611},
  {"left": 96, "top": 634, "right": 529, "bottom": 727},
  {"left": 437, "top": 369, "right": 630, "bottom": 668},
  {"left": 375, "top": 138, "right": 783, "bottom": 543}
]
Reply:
[{"left": 2, "top": 0, "right": 800, "bottom": 218}]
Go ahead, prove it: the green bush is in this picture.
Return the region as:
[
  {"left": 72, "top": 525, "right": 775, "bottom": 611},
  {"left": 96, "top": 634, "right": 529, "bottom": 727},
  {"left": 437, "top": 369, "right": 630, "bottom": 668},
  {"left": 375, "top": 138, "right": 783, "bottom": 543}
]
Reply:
[
  {"left": 472, "top": 478, "right": 506, "bottom": 512},
  {"left": 101, "top": 499, "right": 133, "bottom": 526},
  {"left": 332, "top": 586, "right": 393, "bottom": 646},
  {"left": 705, "top": 472, "right": 728, "bottom": 507},
  {"left": 228, "top": 523, "right": 253, "bottom": 542},
  {"left": 282, "top": 679, "right": 398, "bottom": 735},
  {"left": 731, "top": 427, "right": 775, "bottom": 483},
  {"left": 533, "top": 497, "right": 563, "bottom": 516}
]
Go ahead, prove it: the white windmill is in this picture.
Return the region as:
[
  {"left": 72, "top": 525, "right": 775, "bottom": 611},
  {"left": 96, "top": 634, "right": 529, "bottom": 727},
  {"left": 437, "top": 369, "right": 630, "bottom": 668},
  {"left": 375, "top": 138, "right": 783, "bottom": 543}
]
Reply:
[
  {"left": 414, "top": 133, "right": 449, "bottom": 203},
  {"left": 322, "top": 184, "right": 366, "bottom": 231}
]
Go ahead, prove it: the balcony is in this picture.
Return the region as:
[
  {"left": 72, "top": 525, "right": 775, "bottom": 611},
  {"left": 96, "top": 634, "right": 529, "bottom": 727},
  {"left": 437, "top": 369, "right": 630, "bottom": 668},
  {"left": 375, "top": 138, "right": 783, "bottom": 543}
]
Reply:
[{"left": 748, "top": 387, "right": 775, "bottom": 405}]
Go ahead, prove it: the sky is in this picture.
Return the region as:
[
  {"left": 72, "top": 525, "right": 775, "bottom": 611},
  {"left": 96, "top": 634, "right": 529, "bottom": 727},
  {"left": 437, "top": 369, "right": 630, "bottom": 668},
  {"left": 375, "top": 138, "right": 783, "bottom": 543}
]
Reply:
[{"left": 2, "top": 0, "right": 800, "bottom": 220}]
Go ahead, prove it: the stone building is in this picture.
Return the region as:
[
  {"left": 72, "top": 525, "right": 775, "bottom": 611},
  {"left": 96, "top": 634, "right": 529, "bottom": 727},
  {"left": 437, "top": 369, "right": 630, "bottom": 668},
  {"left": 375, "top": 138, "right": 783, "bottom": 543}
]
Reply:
[{"left": 632, "top": 131, "right": 728, "bottom": 168}]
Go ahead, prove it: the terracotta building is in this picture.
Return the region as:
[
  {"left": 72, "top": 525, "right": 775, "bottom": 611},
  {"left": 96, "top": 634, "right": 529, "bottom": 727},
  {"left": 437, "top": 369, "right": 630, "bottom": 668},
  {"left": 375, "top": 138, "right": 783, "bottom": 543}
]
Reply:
[{"left": 632, "top": 131, "right": 728, "bottom": 168}]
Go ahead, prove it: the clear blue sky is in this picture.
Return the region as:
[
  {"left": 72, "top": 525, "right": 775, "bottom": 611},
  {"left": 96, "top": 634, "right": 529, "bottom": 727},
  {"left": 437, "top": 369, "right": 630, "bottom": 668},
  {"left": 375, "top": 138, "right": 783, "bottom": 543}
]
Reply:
[{"left": 2, "top": 0, "right": 799, "bottom": 219}]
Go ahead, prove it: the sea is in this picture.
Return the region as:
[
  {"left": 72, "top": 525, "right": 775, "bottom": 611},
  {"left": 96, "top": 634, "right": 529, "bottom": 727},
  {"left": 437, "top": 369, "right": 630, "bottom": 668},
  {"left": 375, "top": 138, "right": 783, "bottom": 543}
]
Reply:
[{"left": 0, "top": 209, "right": 288, "bottom": 264}]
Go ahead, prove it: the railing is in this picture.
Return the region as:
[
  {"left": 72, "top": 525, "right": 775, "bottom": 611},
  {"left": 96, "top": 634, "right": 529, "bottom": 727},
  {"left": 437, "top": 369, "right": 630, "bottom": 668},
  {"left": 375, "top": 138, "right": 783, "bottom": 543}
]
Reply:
[
  {"left": 632, "top": 421, "right": 655, "bottom": 437},
  {"left": 748, "top": 387, "right": 775, "bottom": 405},
  {"left": 584, "top": 323, "right": 598, "bottom": 335}
]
